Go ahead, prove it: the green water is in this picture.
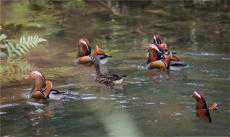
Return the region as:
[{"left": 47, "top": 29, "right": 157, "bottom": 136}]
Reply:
[{"left": 1, "top": 1, "right": 230, "bottom": 137}]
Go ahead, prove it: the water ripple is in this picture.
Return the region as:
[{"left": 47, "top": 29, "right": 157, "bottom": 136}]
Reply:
[{"left": 0, "top": 103, "right": 18, "bottom": 109}]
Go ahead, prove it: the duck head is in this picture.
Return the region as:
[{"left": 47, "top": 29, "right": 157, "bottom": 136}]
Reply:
[
  {"left": 158, "top": 43, "right": 168, "bottom": 53},
  {"left": 25, "top": 71, "right": 46, "bottom": 91},
  {"left": 25, "top": 71, "right": 44, "bottom": 80},
  {"left": 78, "top": 38, "right": 91, "bottom": 56},
  {"left": 209, "top": 102, "right": 223, "bottom": 111}
]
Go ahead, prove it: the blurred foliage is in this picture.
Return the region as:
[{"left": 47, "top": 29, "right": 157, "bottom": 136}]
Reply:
[
  {"left": 64, "top": 0, "right": 86, "bottom": 9},
  {"left": 41, "top": 66, "right": 76, "bottom": 79},
  {"left": 0, "top": 60, "right": 37, "bottom": 86},
  {"left": 2, "top": 0, "right": 87, "bottom": 38},
  {"left": 0, "top": 33, "right": 46, "bottom": 60}
]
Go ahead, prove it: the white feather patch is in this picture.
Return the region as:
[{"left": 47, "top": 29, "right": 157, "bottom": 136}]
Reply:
[
  {"left": 32, "top": 71, "right": 42, "bottom": 77},
  {"left": 113, "top": 79, "right": 123, "bottom": 84}
]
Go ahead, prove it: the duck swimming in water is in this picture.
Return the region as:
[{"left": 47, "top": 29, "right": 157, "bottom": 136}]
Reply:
[
  {"left": 151, "top": 35, "right": 186, "bottom": 67},
  {"left": 25, "top": 71, "right": 62, "bottom": 99},
  {"left": 147, "top": 44, "right": 175, "bottom": 71},
  {"left": 76, "top": 38, "right": 111, "bottom": 64},
  {"left": 192, "top": 91, "right": 223, "bottom": 123},
  {"left": 93, "top": 57, "right": 124, "bottom": 87}
]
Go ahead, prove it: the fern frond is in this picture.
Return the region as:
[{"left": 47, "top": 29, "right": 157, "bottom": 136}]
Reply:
[
  {"left": 5, "top": 42, "right": 15, "bottom": 58},
  {"left": 4, "top": 35, "right": 47, "bottom": 59},
  {"left": 20, "top": 35, "right": 46, "bottom": 48}
]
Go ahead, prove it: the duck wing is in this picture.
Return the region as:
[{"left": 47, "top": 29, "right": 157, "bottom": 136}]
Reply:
[{"left": 96, "top": 74, "right": 115, "bottom": 87}]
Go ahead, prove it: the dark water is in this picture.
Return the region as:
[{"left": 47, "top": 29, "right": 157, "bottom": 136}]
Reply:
[{"left": 1, "top": 1, "right": 230, "bottom": 137}]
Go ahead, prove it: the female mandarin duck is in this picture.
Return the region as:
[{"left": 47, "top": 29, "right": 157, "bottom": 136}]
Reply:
[
  {"left": 93, "top": 57, "right": 125, "bottom": 87},
  {"left": 25, "top": 71, "right": 61, "bottom": 99},
  {"left": 76, "top": 38, "right": 111, "bottom": 64}
]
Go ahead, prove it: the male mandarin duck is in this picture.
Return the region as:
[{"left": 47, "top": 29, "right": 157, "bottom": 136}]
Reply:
[
  {"left": 76, "top": 38, "right": 111, "bottom": 64},
  {"left": 192, "top": 91, "right": 223, "bottom": 123},
  {"left": 147, "top": 44, "right": 176, "bottom": 71},
  {"left": 25, "top": 71, "right": 61, "bottom": 99},
  {"left": 151, "top": 35, "right": 186, "bottom": 67}
]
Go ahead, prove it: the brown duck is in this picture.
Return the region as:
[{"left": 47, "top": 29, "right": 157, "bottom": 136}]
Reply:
[
  {"left": 192, "top": 91, "right": 223, "bottom": 123},
  {"left": 25, "top": 71, "right": 61, "bottom": 99},
  {"left": 93, "top": 57, "right": 125, "bottom": 87}
]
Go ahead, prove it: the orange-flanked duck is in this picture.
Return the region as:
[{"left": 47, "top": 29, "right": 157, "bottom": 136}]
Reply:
[
  {"left": 151, "top": 35, "right": 186, "bottom": 67},
  {"left": 147, "top": 44, "right": 172, "bottom": 71},
  {"left": 25, "top": 71, "right": 61, "bottom": 99},
  {"left": 76, "top": 38, "right": 111, "bottom": 64},
  {"left": 192, "top": 91, "right": 223, "bottom": 123}
]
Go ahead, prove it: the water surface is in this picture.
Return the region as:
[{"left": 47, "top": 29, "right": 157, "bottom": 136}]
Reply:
[{"left": 1, "top": 1, "right": 230, "bottom": 137}]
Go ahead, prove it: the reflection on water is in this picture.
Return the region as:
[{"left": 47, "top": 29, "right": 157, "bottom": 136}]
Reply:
[{"left": 1, "top": 1, "right": 230, "bottom": 137}]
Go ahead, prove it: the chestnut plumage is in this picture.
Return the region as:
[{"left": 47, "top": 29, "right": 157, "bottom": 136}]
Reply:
[{"left": 192, "top": 91, "right": 212, "bottom": 123}]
